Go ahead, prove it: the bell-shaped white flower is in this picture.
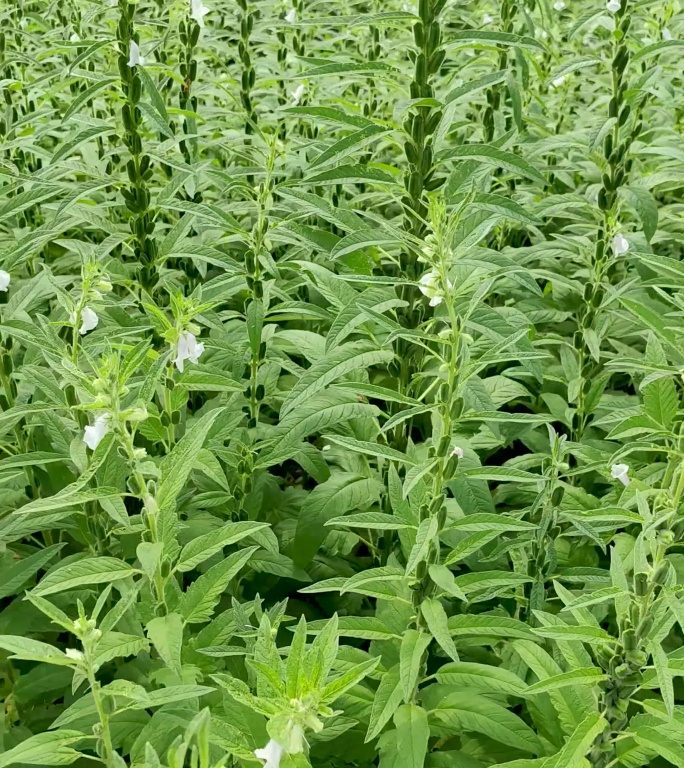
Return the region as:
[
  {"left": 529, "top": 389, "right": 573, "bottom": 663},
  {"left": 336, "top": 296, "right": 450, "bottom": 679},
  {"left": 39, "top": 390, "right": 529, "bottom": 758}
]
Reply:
[
  {"left": 173, "top": 330, "right": 205, "bottom": 373},
  {"left": 610, "top": 463, "right": 630, "bottom": 487},
  {"left": 191, "top": 0, "right": 210, "bottom": 27},
  {"left": 418, "top": 269, "right": 451, "bottom": 307},
  {"left": 73, "top": 306, "right": 99, "bottom": 335},
  {"left": 84, "top": 414, "right": 110, "bottom": 451},
  {"left": 606, "top": 0, "right": 621, "bottom": 13},
  {"left": 663, "top": 28, "right": 672, "bottom": 41},
  {"left": 553, "top": 0, "right": 566, "bottom": 10},
  {"left": 285, "top": 8, "right": 296, "bottom": 23},
  {"left": 482, "top": 13, "right": 493, "bottom": 24},
  {"left": 70, "top": 33, "right": 81, "bottom": 43},
  {"left": 451, "top": 446, "right": 464, "bottom": 459},
  {"left": 128, "top": 40, "right": 145, "bottom": 68},
  {"left": 0, "top": 270, "right": 10, "bottom": 292},
  {"left": 611, "top": 233, "right": 629, "bottom": 256},
  {"left": 291, "top": 84, "right": 305, "bottom": 106},
  {"left": 65, "top": 648, "right": 85, "bottom": 661},
  {"left": 254, "top": 739, "right": 284, "bottom": 768}
]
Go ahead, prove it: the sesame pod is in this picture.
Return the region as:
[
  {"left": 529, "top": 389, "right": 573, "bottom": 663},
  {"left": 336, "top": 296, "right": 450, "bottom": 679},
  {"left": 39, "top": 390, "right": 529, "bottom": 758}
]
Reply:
[
  {"left": 429, "top": 48, "right": 445, "bottom": 74},
  {"left": 190, "top": 22, "right": 200, "bottom": 46},
  {"left": 654, "top": 561, "right": 670, "bottom": 585},
  {"left": 551, "top": 486, "right": 564, "bottom": 507},
  {"left": 623, "top": 628, "right": 637, "bottom": 650},
  {"left": 424, "top": 175, "right": 445, "bottom": 191},
  {"left": 437, "top": 435, "right": 451, "bottom": 456},
  {"left": 603, "top": 133, "right": 613, "bottom": 159},
  {"left": 404, "top": 140, "right": 418, "bottom": 165},
  {"left": 413, "top": 21, "right": 424, "bottom": 46},
  {"left": 426, "top": 109, "right": 442, "bottom": 134},
  {"left": 430, "top": 493, "right": 445, "bottom": 514},
  {"left": 131, "top": 74, "right": 142, "bottom": 103},
  {"left": 636, "top": 615, "right": 653, "bottom": 638},
  {"left": 618, "top": 104, "right": 631, "bottom": 126},
  {"left": 633, "top": 572, "right": 648, "bottom": 596}
]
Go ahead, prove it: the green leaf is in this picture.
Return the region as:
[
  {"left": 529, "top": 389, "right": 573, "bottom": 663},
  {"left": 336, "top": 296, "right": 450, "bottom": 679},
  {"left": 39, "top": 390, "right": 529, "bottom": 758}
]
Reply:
[
  {"left": 0, "top": 730, "right": 86, "bottom": 767},
  {"left": 280, "top": 341, "right": 394, "bottom": 416},
  {"left": 322, "top": 434, "right": 414, "bottom": 464},
  {"left": 366, "top": 664, "right": 404, "bottom": 742},
  {"left": 297, "top": 61, "right": 400, "bottom": 78},
  {"left": 434, "top": 692, "right": 543, "bottom": 754},
  {"left": 32, "top": 557, "right": 139, "bottom": 597},
  {"left": 439, "top": 144, "right": 546, "bottom": 183},
  {"left": 448, "top": 30, "right": 545, "bottom": 51},
  {"left": 157, "top": 408, "right": 225, "bottom": 545},
  {"left": 393, "top": 705, "right": 430, "bottom": 768},
  {"left": 400, "top": 630, "right": 432, "bottom": 701},
  {"left": 421, "top": 598, "right": 460, "bottom": 662},
  {"left": 434, "top": 661, "right": 526, "bottom": 696},
  {"left": 62, "top": 76, "right": 117, "bottom": 122},
  {"left": 146, "top": 613, "right": 183, "bottom": 678},
  {"left": 292, "top": 473, "right": 383, "bottom": 567},
  {"left": 0, "top": 543, "right": 64, "bottom": 599},
  {"left": 309, "top": 124, "right": 389, "bottom": 169},
  {"left": 634, "top": 727, "right": 684, "bottom": 768},
  {"left": 525, "top": 668, "right": 606, "bottom": 695},
  {"left": 175, "top": 521, "right": 269, "bottom": 572},
  {"left": 179, "top": 547, "right": 257, "bottom": 624}
]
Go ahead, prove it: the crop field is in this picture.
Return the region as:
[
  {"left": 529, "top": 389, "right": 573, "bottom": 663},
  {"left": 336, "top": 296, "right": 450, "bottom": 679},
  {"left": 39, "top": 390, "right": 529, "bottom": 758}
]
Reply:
[{"left": 0, "top": 0, "right": 683, "bottom": 766}]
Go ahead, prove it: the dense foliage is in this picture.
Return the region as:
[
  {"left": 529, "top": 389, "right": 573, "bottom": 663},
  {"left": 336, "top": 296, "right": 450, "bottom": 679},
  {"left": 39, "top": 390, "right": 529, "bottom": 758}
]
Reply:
[{"left": 1, "top": 0, "right": 684, "bottom": 766}]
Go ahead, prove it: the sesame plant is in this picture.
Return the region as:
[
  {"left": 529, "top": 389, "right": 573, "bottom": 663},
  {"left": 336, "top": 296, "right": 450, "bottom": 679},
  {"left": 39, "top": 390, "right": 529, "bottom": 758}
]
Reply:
[{"left": 2, "top": 0, "right": 684, "bottom": 767}]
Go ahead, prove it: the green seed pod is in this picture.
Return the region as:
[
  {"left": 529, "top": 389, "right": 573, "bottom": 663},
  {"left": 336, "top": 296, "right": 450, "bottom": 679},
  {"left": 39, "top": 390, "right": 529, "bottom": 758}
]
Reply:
[
  {"left": 598, "top": 188, "right": 609, "bottom": 210},
  {"left": 622, "top": 627, "right": 637, "bottom": 650},
  {"left": 551, "top": 486, "right": 564, "bottom": 507},
  {"left": 653, "top": 561, "right": 670, "bottom": 585},
  {"left": 633, "top": 572, "right": 648, "bottom": 596},
  {"left": 131, "top": 74, "right": 142, "bottom": 104},
  {"left": 618, "top": 104, "right": 631, "bottom": 126},
  {"left": 636, "top": 615, "right": 653, "bottom": 639}
]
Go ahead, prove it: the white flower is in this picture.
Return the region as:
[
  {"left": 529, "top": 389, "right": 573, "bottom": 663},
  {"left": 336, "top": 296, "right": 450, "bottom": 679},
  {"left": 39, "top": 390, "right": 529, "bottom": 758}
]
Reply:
[
  {"left": 173, "top": 330, "right": 205, "bottom": 373},
  {"left": 451, "top": 446, "right": 464, "bottom": 459},
  {"left": 606, "top": 0, "right": 621, "bottom": 13},
  {"left": 84, "top": 414, "right": 110, "bottom": 451},
  {"left": 291, "top": 84, "right": 305, "bottom": 106},
  {"left": 127, "top": 40, "right": 144, "bottom": 67},
  {"left": 0, "top": 270, "right": 10, "bottom": 292},
  {"left": 322, "top": 445, "right": 331, "bottom": 452},
  {"left": 285, "top": 8, "right": 296, "bottom": 23},
  {"left": 71, "top": 306, "right": 99, "bottom": 335},
  {"left": 418, "top": 269, "right": 451, "bottom": 307},
  {"left": 553, "top": 0, "right": 566, "bottom": 10},
  {"left": 191, "top": 0, "right": 210, "bottom": 27},
  {"left": 611, "top": 463, "right": 630, "bottom": 487},
  {"left": 70, "top": 33, "right": 81, "bottom": 42},
  {"left": 663, "top": 28, "right": 673, "bottom": 41},
  {"left": 65, "top": 648, "right": 84, "bottom": 661},
  {"left": 611, "top": 233, "right": 629, "bottom": 256},
  {"left": 551, "top": 75, "right": 566, "bottom": 89},
  {"left": 482, "top": 13, "right": 493, "bottom": 24},
  {"left": 254, "top": 740, "right": 284, "bottom": 768}
]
